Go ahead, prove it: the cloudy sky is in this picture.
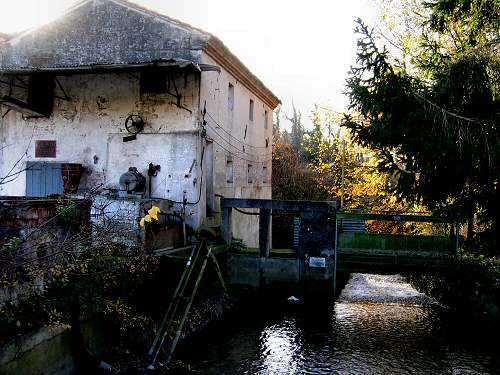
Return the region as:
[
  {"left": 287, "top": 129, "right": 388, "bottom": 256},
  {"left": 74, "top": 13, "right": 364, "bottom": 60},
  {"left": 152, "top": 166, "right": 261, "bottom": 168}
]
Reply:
[{"left": 0, "top": 0, "right": 378, "bottom": 128}]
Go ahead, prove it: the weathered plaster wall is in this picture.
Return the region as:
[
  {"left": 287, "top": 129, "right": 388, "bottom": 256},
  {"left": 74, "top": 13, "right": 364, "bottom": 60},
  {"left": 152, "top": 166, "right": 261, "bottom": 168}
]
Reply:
[
  {"left": 200, "top": 53, "right": 273, "bottom": 248},
  {"left": 0, "top": 70, "right": 205, "bottom": 228}
]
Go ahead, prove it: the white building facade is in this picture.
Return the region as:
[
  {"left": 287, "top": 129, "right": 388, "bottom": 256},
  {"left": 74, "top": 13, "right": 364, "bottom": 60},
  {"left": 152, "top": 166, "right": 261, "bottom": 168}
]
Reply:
[{"left": 0, "top": 0, "right": 279, "bottom": 248}]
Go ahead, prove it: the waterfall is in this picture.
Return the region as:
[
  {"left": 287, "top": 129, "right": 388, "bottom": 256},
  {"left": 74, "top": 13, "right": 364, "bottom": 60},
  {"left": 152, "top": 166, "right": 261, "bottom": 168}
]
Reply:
[{"left": 338, "top": 273, "right": 437, "bottom": 305}]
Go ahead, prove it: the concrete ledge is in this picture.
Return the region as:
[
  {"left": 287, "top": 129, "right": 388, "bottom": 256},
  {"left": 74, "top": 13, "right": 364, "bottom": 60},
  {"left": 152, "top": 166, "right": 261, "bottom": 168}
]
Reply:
[
  {"left": 226, "top": 253, "right": 300, "bottom": 288},
  {"left": 0, "top": 326, "right": 75, "bottom": 375}
]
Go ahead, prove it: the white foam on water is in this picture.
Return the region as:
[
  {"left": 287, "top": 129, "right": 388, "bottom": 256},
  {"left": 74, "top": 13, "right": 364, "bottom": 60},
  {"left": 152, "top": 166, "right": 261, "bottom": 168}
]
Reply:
[{"left": 338, "top": 273, "right": 437, "bottom": 305}]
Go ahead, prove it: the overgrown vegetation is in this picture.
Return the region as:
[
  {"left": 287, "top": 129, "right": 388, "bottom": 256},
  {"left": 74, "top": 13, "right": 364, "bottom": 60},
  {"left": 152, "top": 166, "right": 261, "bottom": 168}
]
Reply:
[
  {"left": 0, "top": 201, "right": 158, "bottom": 352},
  {"left": 408, "top": 253, "right": 500, "bottom": 315}
]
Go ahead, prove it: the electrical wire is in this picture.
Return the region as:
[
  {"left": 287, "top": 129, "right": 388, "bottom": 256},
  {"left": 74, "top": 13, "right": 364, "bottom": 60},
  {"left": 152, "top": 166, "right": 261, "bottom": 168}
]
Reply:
[
  {"left": 210, "top": 138, "right": 273, "bottom": 164},
  {"left": 206, "top": 111, "right": 270, "bottom": 149},
  {"left": 149, "top": 121, "right": 272, "bottom": 207},
  {"left": 233, "top": 207, "right": 260, "bottom": 216},
  {"left": 152, "top": 141, "right": 206, "bottom": 206},
  {"left": 205, "top": 121, "right": 270, "bottom": 159},
  {"left": 205, "top": 119, "right": 269, "bottom": 156}
]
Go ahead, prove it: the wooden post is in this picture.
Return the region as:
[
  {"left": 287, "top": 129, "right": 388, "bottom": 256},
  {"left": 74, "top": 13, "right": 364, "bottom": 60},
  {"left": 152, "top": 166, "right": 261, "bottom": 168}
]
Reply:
[
  {"left": 221, "top": 206, "right": 232, "bottom": 244},
  {"left": 210, "top": 252, "right": 227, "bottom": 293},
  {"left": 259, "top": 209, "right": 271, "bottom": 258},
  {"left": 340, "top": 139, "right": 346, "bottom": 209}
]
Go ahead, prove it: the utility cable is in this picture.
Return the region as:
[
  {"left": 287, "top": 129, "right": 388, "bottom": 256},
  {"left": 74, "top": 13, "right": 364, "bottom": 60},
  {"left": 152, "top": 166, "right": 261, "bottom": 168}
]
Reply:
[
  {"left": 205, "top": 121, "right": 270, "bottom": 158},
  {"left": 210, "top": 138, "right": 273, "bottom": 164},
  {"left": 206, "top": 111, "right": 270, "bottom": 149},
  {"left": 233, "top": 207, "right": 260, "bottom": 216}
]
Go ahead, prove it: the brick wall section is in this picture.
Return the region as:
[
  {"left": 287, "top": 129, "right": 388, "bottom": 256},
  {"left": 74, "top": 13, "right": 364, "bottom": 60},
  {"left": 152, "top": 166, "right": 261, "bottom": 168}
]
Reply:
[{"left": 0, "top": 197, "right": 90, "bottom": 239}]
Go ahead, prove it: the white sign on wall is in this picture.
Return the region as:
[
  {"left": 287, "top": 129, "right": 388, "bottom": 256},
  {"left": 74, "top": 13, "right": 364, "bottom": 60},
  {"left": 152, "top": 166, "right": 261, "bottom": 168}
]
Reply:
[{"left": 309, "top": 257, "right": 326, "bottom": 268}]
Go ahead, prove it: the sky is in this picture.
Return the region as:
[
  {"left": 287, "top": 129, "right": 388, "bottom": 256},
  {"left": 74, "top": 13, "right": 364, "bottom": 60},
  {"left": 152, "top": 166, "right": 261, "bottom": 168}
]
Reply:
[{"left": 0, "top": 0, "right": 378, "bottom": 129}]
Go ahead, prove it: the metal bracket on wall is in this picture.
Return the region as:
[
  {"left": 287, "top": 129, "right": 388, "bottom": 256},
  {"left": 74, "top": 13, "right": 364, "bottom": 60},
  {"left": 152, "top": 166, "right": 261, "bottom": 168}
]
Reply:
[
  {"left": 0, "top": 77, "right": 19, "bottom": 95},
  {"left": 166, "top": 73, "right": 192, "bottom": 114},
  {"left": 54, "top": 77, "right": 71, "bottom": 101},
  {"left": 1, "top": 107, "right": 11, "bottom": 118},
  {"left": 0, "top": 75, "right": 71, "bottom": 102}
]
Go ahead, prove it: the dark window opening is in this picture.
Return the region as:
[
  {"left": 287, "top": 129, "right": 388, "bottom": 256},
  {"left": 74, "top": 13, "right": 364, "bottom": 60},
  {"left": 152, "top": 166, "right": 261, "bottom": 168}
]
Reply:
[
  {"left": 262, "top": 165, "right": 268, "bottom": 184},
  {"left": 226, "top": 159, "right": 234, "bottom": 184},
  {"left": 247, "top": 164, "right": 253, "bottom": 184},
  {"left": 27, "top": 74, "right": 55, "bottom": 117},
  {"left": 140, "top": 69, "right": 167, "bottom": 95},
  {"left": 228, "top": 83, "right": 234, "bottom": 111},
  {"left": 249, "top": 99, "right": 254, "bottom": 121}
]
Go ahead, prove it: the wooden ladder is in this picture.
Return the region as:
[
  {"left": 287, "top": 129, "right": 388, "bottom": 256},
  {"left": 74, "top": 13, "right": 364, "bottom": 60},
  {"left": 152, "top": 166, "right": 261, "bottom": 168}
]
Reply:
[{"left": 147, "top": 240, "right": 226, "bottom": 368}]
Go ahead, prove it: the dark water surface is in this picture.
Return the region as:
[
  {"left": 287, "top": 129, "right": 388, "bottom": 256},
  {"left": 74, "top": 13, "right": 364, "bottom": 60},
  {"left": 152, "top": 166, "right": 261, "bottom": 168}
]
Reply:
[{"left": 176, "top": 274, "right": 499, "bottom": 374}]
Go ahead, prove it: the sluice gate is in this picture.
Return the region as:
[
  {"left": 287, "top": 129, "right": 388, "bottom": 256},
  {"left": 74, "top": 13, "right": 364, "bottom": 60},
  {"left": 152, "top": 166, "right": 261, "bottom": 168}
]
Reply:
[{"left": 220, "top": 198, "right": 458, "bottom": 295}]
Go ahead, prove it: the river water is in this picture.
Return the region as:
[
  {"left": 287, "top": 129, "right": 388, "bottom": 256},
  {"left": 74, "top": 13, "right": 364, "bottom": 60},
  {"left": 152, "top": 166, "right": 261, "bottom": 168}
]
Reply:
[{"left": 176, "top": 274, "right": 499, "bottom": 374}]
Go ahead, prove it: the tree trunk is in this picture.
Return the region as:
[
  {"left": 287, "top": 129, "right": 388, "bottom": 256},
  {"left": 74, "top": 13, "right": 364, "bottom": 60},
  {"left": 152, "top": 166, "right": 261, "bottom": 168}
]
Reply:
[{"left": 467, "top": 212, "right": 474, "bottom": 242}]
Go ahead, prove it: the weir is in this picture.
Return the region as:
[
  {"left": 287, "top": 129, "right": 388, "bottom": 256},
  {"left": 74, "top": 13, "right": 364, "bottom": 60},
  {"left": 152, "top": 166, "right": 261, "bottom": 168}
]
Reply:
[{"left": 220, "top": 198, "right": 459, "bottom": 295}]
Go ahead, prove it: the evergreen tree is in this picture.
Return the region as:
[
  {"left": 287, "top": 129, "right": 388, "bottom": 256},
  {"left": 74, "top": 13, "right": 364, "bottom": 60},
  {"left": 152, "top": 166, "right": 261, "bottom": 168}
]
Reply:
[{"left": 344, "top": 0, "right": 499, "bottom": 251}]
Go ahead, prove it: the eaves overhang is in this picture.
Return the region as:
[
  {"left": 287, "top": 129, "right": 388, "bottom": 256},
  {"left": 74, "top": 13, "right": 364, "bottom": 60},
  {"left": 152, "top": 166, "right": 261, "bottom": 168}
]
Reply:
[{"left": 0, "top": 59, "right": 202, "bottom": 76}]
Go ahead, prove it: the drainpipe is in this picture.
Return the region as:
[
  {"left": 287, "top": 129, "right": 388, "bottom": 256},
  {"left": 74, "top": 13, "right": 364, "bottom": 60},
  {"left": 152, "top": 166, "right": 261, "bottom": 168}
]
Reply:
[{"left": 182, "top": 192, "right": 187, "bottom": 245}]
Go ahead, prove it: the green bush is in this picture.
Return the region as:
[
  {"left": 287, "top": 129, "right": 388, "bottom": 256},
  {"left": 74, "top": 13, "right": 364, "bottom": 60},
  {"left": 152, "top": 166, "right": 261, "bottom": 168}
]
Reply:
[{"left": 409, "top": 253, "right": 500, "bottom": 316}]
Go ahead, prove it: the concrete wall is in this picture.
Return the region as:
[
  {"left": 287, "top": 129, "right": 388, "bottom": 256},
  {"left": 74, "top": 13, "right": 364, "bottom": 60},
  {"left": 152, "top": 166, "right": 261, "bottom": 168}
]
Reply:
[
  {"left": 0, "top": 69, "right": 205, "bottom": 228},
  {"left": 0, "top": 321, "right": 103, "bottom": 375},
  {"left": 226, "top": 253, "right": 300, "bottom": 288},
  {"left": 200, "top": 53, "right": 273, "bottom": 247}
]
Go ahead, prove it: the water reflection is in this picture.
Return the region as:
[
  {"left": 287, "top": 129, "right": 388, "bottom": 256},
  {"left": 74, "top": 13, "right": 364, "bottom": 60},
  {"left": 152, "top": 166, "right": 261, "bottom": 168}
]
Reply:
[
  {"left": 178, "top": 274, "right": 500, "bottom": 374},
  {"left": 257, "top": 319, "right": 301, "bottom": 374}
]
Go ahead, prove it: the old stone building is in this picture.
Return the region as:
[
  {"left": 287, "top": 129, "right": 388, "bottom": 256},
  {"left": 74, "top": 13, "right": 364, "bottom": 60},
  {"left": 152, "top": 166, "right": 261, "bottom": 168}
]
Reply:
[{"left": 0, "top": 0, "right": 279, "bottom": 248}]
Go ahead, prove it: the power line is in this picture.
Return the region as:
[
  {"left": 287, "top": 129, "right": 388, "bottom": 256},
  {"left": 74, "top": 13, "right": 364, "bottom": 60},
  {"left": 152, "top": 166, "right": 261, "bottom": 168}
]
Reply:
[
  {"left": 205, "top": 121, "right": 270, "bottom": 158},
  {"left": 210, "top": 137, "right": 273, "bottom": 164},
  {"left": 205, "top": 111, "right": 269, "bottom": 149}
]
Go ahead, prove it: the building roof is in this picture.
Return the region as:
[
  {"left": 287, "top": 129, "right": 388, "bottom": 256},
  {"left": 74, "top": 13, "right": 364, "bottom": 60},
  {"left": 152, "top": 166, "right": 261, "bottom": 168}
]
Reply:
[{"left": 0, "top": 0, "right": 280, "bottom": 108}]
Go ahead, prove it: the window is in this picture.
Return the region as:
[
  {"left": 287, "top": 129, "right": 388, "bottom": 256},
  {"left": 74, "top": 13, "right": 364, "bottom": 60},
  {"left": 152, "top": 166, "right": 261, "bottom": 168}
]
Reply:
[
  {"left": 228, "top": 83, "right": 234, "bottom": 111},
  {"left": 26, "top": 162, "right": 64, "bottom": 197},
  {"left": 226, "top": 158, "right": 234, "bottom": 184},
  {"left": 140, "top": 69, "right": 167, "bottom": 95},
  {"left": 264, "top": 110, "right": 268, "bottom": 129},
  {"left": 247, "top": 164, "right": 253, "bottom": 184},
  {"left": 262, "top": 165, "right": 268, "bottom": 184},
  {"left": 27, "top": 74, "right": 55, "bottom": 117},
  {"left": 249, "top": 99, "right": 254, "bottom": 121}
]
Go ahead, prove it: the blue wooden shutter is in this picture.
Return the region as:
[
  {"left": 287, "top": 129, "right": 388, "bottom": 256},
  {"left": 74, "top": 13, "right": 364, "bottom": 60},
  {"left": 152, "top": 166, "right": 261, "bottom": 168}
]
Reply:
[
  {"left": 26, "top": 162, "right": 42, "bottom": 197},
  {"left": 26, "top": 162, "right": 64, "bottom": 197}
]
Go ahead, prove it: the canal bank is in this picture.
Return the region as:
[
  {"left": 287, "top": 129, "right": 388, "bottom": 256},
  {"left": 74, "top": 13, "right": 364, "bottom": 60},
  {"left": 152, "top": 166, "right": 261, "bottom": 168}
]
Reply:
[
  {"left": 408, "top": 254, "right": 500, "bottom": 317},
  {"left": 173, "top": 273, "right": 500, "bottom": 374}
]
